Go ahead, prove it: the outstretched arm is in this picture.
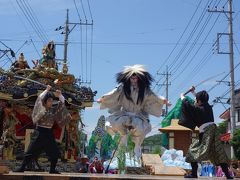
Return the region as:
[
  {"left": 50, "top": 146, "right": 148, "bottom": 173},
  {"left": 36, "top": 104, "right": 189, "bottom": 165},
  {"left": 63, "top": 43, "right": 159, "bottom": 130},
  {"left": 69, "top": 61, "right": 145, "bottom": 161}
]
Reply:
[
  {"left": 97, "top": 86, "right": 122, "bottom": 110},
  {"left": 32, "top": 85, "right": 51, "bottom": 124}
]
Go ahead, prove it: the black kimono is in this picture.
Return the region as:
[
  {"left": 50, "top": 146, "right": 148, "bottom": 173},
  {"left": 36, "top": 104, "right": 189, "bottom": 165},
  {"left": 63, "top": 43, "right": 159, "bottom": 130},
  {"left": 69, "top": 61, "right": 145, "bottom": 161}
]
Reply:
[{"left": 181, "top": 99, "right": 229, "bottom": 165}]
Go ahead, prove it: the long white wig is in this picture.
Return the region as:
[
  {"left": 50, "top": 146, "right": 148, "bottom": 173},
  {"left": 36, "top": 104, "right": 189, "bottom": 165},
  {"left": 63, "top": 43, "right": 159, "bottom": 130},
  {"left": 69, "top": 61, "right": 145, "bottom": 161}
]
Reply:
[{"left": 115, "top": 64, "right": 153, "bottom": 104}]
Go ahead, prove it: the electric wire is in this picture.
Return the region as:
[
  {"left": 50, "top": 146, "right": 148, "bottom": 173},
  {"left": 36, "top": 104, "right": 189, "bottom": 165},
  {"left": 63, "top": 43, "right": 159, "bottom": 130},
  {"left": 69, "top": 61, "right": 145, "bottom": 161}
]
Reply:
[
  {"left": 172, "top": 12, "right": 221, "bottom": 83},
  {"left": 154, "top": 0, "right": 204, "bottom": 78},
  {"left": 22, "top": 0, "right": 49, "bottom": 41},
  {"left": 73, "top": 0, "right": 84, "bottom": 83},
  {"left": 154, "top": 0, "right": 216, "bottom": 90},
  {"left": 87, "top": 0, "right": 93, "bottom": 21},
  {"left": 80, "top": 0, "right": 87, "bottom": 21},
  {"left": 18, "top": 0, "right": 47, "bottom": 43},
  {"left": 15, "top": 0, "right": 45, "bottom": 44}
]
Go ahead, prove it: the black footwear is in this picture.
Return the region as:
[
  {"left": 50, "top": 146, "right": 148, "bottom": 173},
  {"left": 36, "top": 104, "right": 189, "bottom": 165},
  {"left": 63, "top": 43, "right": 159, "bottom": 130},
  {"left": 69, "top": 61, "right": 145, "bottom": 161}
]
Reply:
[
  {"left": 184, "top": 162, "right": 198, "bottom": 178},
  {"left": 49, "top": 170, "right": 61, "bottom": 174},
  {"left": 13, "top": 167, "right": 25, "bottom": 172},
  {"left": 184, "top": 174, "right": 198, "bottom": 178},
  {"left": 220, "top": 163, "right": 234, "bottom": 179}
]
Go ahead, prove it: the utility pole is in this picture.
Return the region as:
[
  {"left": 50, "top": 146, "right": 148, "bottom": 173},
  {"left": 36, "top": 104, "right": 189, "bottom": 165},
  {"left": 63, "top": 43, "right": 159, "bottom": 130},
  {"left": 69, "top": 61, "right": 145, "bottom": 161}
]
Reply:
[
  {"left": 63, "top": 9, "right": 69, "bottom": 64},
  {"left": 228, "top": 0, "right": 236, "bottom": 132},
  {"left": 157, "top": 66, "right": 171, "bottom": 115},
  {"left": 57, "top": 9, "right": 93, "bottom": 65},
  {"left": 208, "top": 0, "right": 235, "bottom": 158},
  {"left": 165, "top": 66, "right": 170, "bottom": 114}
]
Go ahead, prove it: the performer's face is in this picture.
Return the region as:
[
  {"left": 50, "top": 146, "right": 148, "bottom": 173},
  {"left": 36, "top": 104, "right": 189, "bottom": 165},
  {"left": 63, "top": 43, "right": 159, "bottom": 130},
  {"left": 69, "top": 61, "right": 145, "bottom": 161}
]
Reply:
[
  {"left": 195, "top": 99, "right": 202, "bottom": 106},
  {"left": 130, "top": 75, "right": 138, "bottom": 87},
  {"left": 45, "top": 98, "right": 53, "bottom": 108},
  {"left": 4, "top": 107, "right": 13, "bottom": 115}
]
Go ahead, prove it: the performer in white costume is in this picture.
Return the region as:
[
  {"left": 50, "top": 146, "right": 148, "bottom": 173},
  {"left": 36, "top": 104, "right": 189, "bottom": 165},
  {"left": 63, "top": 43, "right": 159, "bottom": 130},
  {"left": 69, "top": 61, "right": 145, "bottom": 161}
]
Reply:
[{"left": 97, "top": 65, "right": 170, "bottom": 158}]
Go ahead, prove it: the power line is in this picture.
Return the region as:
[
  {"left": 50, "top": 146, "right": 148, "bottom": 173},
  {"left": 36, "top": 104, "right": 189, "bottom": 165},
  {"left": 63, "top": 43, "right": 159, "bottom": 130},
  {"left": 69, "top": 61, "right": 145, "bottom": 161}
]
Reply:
[
  {"left": 156, "top": 66, "right": 171, "bottom": 115},
  {"left": 171, "top": 12, "right": 221, "bottom": 82},
  {"left": 89, "top": 22, "right": 93, "bottom": 84},
  {"left": 30, "top": 39, "right": 41, "bottom": 58},
  {"left": 56, "top": 8, "right": 93, "bottom": 85},
  {"left": 80, "top": 0, "right": 87, "bottom": 21},
  {"left": 170, "top": 12, "right": 213, "bottom": 76},
  {"left": 208, "top": 59, "right": 240, "bottom": 93},
  {"left": 87, "top": 0, "right": 94, "bottom": 84},
  {"left": 174, "top": 49, "right": 214, "bottom": 92},
  {"left": 15, "top": 40, "right": 28, "bottom": 54},
  {"left": 212, "top": 80, "right": 240, "bottom": 106},
  {"left": 15, "top": 0, "right": 45, "bottom": 43},
  {"left": 166, "top": 0, "right": 226, "bottom": 100},
  {"left": 87, "top": 0, "right": 93, "bottom": 21},
  {"left": 154, "top": 0, "right": 218, "bottom": 89},
  {"left": 169, "top": 0, "right": 223, "bottom": 74},
  {"left": 155, "top": 0, "right": 204, "bottom": 77},
  {"left": 2, "top": 38, "right": 238, "bottom": 45},
  {"left": 80, "top": 22, "right": 84, "bottom": 82},
  {"left": 73, "top": 0, "right": 82, "bottom": 21},
  {"left": 85, "top": 20, "right": 88, "bottom": 83},
  {"left": 73, "top": 0, "right": 84, "bottom": 83},
  {"left": 18, "top": 0, "right": 47, "bottom": 43},
  {"left": 22, "top": 0, "right": 49, "bottom": 41},
  {"left": 167, "top": 0, "right": 214, "bottom": 72},
  {"left": 175, "top": 4, "right": 239, "bottom": 95}
]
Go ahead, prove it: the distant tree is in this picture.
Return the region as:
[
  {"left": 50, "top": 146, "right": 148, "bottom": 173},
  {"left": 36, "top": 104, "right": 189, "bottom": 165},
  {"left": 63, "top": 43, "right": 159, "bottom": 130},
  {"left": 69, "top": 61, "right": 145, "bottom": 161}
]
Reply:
[
  {"left": 231, "top": 128, "right": 240, "bottom": 160},
  {"left": 217, "top": 121, "right": 228, "bottom": 135},
  {"left": 153, "top": 146, "right": 161, "bottom": 155}
]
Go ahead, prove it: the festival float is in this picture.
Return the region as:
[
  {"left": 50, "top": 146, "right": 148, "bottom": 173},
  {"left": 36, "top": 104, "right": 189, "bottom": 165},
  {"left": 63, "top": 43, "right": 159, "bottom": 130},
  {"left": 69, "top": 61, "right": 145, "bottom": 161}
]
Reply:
[{"left": 0, "top": 40, "right": 96, "bottom": 163}]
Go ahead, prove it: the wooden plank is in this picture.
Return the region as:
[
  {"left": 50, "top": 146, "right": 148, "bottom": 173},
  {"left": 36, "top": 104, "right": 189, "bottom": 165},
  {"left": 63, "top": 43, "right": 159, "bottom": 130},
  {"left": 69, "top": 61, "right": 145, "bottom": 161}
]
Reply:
[
  {"left": 142, "top": 154, "right": 162, "bottom": 166},
  {"left": 0, "top": 165, "right": 9, "bottom": 174},
  {"left": 0, "top": 172, "right": 215, "bottom": 180},
  {"left": 0, "top": 172, "right": 189, "bottom": 180},
  {"left": 153, "top": 165, "right": 186, "bottom": 176},
  {"left": 141, "top": 154, "right": 185, "bottom": 176}
]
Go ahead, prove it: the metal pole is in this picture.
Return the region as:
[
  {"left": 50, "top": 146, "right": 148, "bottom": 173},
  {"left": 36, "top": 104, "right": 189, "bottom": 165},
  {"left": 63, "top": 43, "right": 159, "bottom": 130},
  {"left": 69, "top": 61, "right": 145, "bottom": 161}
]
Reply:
[
  {"left": 166, "top": 66, "right": 169, "bottom": 114},
  {"left": 64, "top": 9, "right": 69, "bottom": 64},
  {"left": 228, "top": 0, "right": 236, "bottom": 159}
]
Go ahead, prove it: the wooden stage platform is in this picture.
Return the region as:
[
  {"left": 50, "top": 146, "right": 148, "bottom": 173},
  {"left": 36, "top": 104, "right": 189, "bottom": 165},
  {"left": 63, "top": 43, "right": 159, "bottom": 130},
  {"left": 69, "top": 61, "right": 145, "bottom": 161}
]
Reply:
[
  {"left": 0, "top": 172, "right": 185, "bottom": 180},
  {"left": 0, "top": 171, "right": 234, "bottom": 180}
]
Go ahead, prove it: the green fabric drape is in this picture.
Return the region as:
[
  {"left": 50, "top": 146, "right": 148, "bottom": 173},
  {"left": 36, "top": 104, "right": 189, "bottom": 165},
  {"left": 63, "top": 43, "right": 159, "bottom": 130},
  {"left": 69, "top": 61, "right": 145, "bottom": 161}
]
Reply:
[{"left": 161, "top": 96, "right": 194, "bottom": 148}]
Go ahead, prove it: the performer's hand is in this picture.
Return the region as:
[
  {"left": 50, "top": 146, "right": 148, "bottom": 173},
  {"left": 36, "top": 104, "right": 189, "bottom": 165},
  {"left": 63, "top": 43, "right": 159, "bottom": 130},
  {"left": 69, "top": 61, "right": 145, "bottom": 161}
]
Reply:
[
  {"left": 54, "top": 79, "right": 62, "bottom": 85},
  {"left": 55, "top": 90, "right": 62, "bottom": 98},
  {"left": 189, "top": 86, "right": 197, "bottom": 96},
  {"left": 167, "top": 101, "right": 172, "bottom": 106},
  {"left": 54, "top": 79, "right": 59, "bottom": 84},
  {"left": 96, "top": 98, "right": 102, "bottom": 103},
  {"left": 180, "top": 93, "right": 185, "bottom": 100},
  {"left": 163, "top": 99, "right": 171, "bottom": 106},
  {"left": 46, "top": 85, "right": 51, "bottom": 91},
  {"left": 189, "top": 86, "right": 195, "bottom": 93}
]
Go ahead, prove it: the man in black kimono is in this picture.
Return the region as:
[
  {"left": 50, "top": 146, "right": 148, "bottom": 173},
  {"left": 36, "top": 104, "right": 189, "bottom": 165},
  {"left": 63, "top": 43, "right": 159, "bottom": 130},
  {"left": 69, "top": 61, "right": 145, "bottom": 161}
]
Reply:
[
  {"left": 15, "top": 85, "right": 71, "bottom": 173},
  {"left": 180, "top": 88, "right": 233, "bottom": 179}
]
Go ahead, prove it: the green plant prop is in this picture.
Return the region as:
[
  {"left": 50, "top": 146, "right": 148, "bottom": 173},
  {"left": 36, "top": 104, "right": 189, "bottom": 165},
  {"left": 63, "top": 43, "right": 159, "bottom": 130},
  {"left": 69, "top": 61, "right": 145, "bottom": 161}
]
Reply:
[{"left": 161, "top": 97, "right": 194, "bottom": 147}]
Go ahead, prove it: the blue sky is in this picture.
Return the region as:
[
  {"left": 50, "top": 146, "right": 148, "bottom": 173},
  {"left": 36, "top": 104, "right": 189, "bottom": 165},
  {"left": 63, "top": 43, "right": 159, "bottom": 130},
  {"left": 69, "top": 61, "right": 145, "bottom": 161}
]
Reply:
[{"left": 0, "top": 0, "right": 239, "bottom": 138}]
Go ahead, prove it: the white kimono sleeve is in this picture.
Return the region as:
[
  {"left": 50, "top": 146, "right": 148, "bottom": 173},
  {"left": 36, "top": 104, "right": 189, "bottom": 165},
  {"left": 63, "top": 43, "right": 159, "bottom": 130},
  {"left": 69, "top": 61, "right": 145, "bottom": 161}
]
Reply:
[
  {"left": 143, "top": 91, "right": 165, "bottom": 117},
  {"left": 32, "top": 90, "right": 47, "bottom": 124},
  {"left": 99, "top": 86, "right": 122, "bottom": 112}
]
